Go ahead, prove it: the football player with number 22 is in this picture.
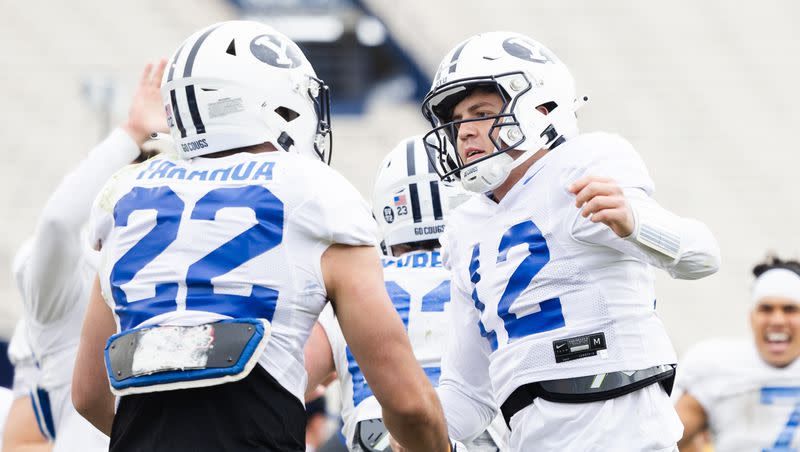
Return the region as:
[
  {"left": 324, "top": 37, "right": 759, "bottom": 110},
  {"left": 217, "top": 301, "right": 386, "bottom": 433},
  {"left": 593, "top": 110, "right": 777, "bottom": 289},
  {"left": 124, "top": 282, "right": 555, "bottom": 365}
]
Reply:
[{"left": 72, "top": 21, "right": 451, "bottom": 452}]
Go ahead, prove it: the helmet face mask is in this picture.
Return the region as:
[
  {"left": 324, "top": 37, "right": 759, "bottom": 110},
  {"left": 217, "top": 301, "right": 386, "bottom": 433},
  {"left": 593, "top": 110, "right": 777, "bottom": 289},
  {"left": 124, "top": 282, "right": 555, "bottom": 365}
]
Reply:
[
  {"left": 308, "top": 76, "right": 333, "bottom": 164},
  {"left": 422, "top": 72, "right": 531, "bottom": 184},
  {"left": 161, "top": 21, "right": 333, "bottom": 162},
  {"left": 421, "top": 32, "right": 581, "bottom": 193}
]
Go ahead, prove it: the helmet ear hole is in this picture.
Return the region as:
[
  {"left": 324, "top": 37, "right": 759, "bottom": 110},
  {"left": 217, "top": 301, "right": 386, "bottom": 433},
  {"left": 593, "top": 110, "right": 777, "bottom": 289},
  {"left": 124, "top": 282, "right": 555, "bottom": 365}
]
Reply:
[
  {"left": 537, "top": 101, "right": 557, "bottom": 115},
  {"left": 274, "top": 106, "right": 300, "bottom": 122}
]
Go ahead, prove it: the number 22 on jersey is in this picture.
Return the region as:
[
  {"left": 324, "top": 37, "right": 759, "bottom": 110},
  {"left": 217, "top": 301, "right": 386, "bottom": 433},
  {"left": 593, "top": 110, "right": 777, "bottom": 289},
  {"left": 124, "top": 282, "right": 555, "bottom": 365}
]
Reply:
[
  {"left": 469, "top": 219, "right": 565, "bottom": 350},
  {"left": 110, "top": 185, "right": 283, "bottom": 330}
]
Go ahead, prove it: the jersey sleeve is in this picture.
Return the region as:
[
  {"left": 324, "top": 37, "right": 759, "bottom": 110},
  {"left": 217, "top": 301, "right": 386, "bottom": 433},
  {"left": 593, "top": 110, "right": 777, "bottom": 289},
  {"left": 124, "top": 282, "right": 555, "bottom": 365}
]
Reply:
[
  {"left": 16, "top": 128, "right": 140, "bottom": 325},
  {"left": 293, "top": 165, "right": 377, "bottom": 247},
  {"left": 567, "top": 133, "right": 720, "bottom": 279},
  {"left": 7, "top": 321, "right": 39, "bottom": 399},
  {"left": 437, "top": 246, "right": 499, "bottom": 442}
]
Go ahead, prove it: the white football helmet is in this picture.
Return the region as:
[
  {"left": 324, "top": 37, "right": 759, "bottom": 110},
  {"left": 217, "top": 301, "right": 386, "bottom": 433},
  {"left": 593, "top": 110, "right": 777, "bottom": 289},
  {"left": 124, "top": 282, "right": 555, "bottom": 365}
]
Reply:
[
  {"left": 421, "top": 31, "right": 583, "bottom": 193},
  {"left": 372, "top": 136, "right": 469, "bottom": 256},
  {"left": 161, "top": 21, "right": 332, "bottom": 161}
]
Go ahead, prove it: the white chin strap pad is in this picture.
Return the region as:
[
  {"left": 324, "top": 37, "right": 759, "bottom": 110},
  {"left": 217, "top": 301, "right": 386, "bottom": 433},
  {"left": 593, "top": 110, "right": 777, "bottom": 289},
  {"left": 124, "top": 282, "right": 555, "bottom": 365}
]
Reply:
[{"left": 458, "top": 133, "right": 549, "bottom": 194}]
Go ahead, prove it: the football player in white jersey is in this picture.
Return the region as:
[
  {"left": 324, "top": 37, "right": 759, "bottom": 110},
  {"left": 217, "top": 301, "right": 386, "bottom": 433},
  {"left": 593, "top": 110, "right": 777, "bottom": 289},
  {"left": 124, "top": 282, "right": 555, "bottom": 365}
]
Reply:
[
  {"left": 3, "top": 320, "right": 51, "bottom": 451},
  {"left": 412, "top": 31, "right": 722, "bottom": 451},
  {"left": 675, "top": 256, "right": 800, "bottom": 452},
  {"left": 305, "top": 136, "right": 506, "bottom": 451},
  {"left": 71, "top": 21, "right": 450, "bottom": 452},
  {"left": 10, "top": 59, "right": 170, "bottom": 452}
]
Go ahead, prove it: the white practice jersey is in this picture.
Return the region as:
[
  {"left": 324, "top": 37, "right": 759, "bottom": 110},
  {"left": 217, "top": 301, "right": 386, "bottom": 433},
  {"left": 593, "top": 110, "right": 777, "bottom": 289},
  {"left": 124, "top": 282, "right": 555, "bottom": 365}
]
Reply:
[
  {"left": 676, "top": 338, "right": 800, "bottom": 452},
  {"left": 13, "top": 129, "right": 138, "bottom": 392},
  {"left": 319, "top": 250, "right": 508, "bottom": 450},
  {"left": 8, "top": 319, "right": 38, "bottom": 400},
  {"left": 440, "top": 132, "right": 720, "bottom": 410},
  {"left": 11, "top": 128, "right": 139, "bottom": 449},
  {"left": 90, "top": 150, "right": 376, "bottom": 402},
  {"left": 319, "top": 250, "right": 452, "bottom": 446}
]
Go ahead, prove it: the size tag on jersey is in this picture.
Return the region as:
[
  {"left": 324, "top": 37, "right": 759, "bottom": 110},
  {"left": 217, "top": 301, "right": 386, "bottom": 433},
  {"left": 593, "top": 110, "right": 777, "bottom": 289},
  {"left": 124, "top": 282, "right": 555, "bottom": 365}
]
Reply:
[{"left": 552, "top": 332, "right": 606, "bottom": 363}]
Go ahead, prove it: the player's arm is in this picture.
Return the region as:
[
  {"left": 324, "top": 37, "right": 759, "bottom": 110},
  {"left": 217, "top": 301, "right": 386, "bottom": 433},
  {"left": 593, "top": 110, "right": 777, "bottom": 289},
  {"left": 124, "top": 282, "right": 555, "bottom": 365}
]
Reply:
[
  {"left": 569, "top": 175, "right": 720, "bottom": 279},
  {"left": 322, "top": 244, "right": 450, "bottom": 452},
  {"left": 71, "top": 276, "right": 116, "bottom": 436},
  {"left": 20, "top": 61, "right": 167, "bottom": 325},
  {"left": 303, "top": 321, "right": 336, "bottom": 401},
  {"left": 2, "top": 396, "right": 52, "bottom": 452},
  {"left": 437, "top": 278, "right": 498, "bottom": 442},
  {"left": 675, "top": 392, "right": 708, "bottom": 449}
]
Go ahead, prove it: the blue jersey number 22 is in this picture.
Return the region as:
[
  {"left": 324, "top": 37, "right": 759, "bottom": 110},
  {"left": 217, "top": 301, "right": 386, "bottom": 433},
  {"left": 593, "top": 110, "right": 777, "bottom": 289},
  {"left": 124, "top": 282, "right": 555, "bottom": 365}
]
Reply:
[
  {"left": 469, "top": 220, "right": 565, "bottom": 350},
  {"left": 110, "top": 185, "right": 283, "bottom": 331}
]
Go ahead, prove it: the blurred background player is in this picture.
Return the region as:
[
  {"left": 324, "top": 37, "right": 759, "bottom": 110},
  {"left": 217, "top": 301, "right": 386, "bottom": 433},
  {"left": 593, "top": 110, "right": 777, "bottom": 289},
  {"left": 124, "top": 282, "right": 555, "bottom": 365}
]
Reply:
[
  {"left": 3, "top": 319, "right": 50, "bottom": 452},
  {"left": 9, "top": 59, "right": 169, "bottom": 452},
  {"left": 419, "top": 31, "right": 721, "bottom": 451},
  {"left": 72, "top": 21, "right": 450, "bottom": 452},
  {"left": 306, "top": 136, "right": 505, "bottom": 451},
  {"left": 675, "top": 255, "right": 800, "bottom": 451}
]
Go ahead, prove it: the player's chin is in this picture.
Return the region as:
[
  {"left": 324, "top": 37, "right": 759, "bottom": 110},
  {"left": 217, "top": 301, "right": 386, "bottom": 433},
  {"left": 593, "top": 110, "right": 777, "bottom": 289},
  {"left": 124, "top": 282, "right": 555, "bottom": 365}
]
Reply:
[{"left": 760, "top": 339, "right": 800, "bottom": 367}]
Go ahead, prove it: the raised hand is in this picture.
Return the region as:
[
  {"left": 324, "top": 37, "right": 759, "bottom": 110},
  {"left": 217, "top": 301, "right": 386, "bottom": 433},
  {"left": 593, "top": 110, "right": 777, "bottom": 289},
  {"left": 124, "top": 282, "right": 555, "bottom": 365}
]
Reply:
[
  {"left": 122, "top": 59, "right": 169, "bottom": 147},
  {"left": 568, "top": 175, "right": 635, "bottom": 238}
]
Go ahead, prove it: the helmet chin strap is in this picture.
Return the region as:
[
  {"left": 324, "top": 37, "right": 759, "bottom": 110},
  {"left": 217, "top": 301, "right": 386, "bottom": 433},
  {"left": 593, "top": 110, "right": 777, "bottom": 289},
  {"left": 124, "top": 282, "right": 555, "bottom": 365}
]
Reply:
[{"left": 459, "top": 131, "right": 552, "bottom": 194}]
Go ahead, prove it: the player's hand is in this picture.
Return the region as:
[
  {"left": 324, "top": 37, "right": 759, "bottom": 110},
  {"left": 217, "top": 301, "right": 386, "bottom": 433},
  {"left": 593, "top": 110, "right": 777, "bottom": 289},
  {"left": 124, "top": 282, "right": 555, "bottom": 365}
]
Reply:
[
  {"left": 122, "top": 59, "right": 169, "bottom": 148},
  {"left": 568, "top": 175, "right": 634, "bottom": 238}
]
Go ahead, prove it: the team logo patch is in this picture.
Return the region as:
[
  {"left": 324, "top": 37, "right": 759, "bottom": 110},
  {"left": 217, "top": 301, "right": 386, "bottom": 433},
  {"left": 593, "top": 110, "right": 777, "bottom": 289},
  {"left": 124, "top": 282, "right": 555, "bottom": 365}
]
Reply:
[
  {"left": 250, "top": 34, "right": 304, "bottom": 68},
  {"left": 383, "top": 206, "right": 395, "bottom": 224},
  {"left": 502, "top": 37, "right": 556, "bottom": 64}
]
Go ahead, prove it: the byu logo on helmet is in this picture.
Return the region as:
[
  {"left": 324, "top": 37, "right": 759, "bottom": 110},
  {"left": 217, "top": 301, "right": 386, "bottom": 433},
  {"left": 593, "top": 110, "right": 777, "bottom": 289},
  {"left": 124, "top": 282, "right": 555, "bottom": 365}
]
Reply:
[
  {"left": 250, "top": 34, "right": 304, "bottom": 68},
  {"left": 502, "top": 37, "right": 556, "bottom": 64}
]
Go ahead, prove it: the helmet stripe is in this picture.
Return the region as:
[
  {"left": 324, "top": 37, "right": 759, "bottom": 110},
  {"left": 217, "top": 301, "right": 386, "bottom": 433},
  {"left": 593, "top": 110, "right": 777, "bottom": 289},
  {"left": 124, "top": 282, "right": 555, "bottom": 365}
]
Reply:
[
  {"left": 430, "top": 180, "right": 443, "bottom": 221},
  {"left": 409, "top": 183, "right": 422, "bottom": 223},
  {"left": 166, "top": 43, "right": 186, "bottom": 82},
  {"left": 447, "top": 39, "right": 470, "bottom": 74},
  {"left": 405, "top": 138, "right": 416, "bottom": 176},
  {"left": 180, "top": 24, "right": 222, "bottom": 136},
  {"left": 183, "top": 24, "right": 222, "bottom": 77},
  {"left": 425, "top": 144, "right": 436, "bottom": 173},
  {"left": 185, "top": 85, "right": 205, "bottom": 135},
  {"left": 169, "top": 89, "right": 187, "bottom": 138}
]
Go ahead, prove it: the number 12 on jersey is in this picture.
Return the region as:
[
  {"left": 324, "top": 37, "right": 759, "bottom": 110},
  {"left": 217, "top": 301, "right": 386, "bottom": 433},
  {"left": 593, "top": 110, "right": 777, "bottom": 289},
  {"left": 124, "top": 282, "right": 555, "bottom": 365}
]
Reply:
[{"left": 469, "top": 219, "right": 565, "bottom": 351}]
